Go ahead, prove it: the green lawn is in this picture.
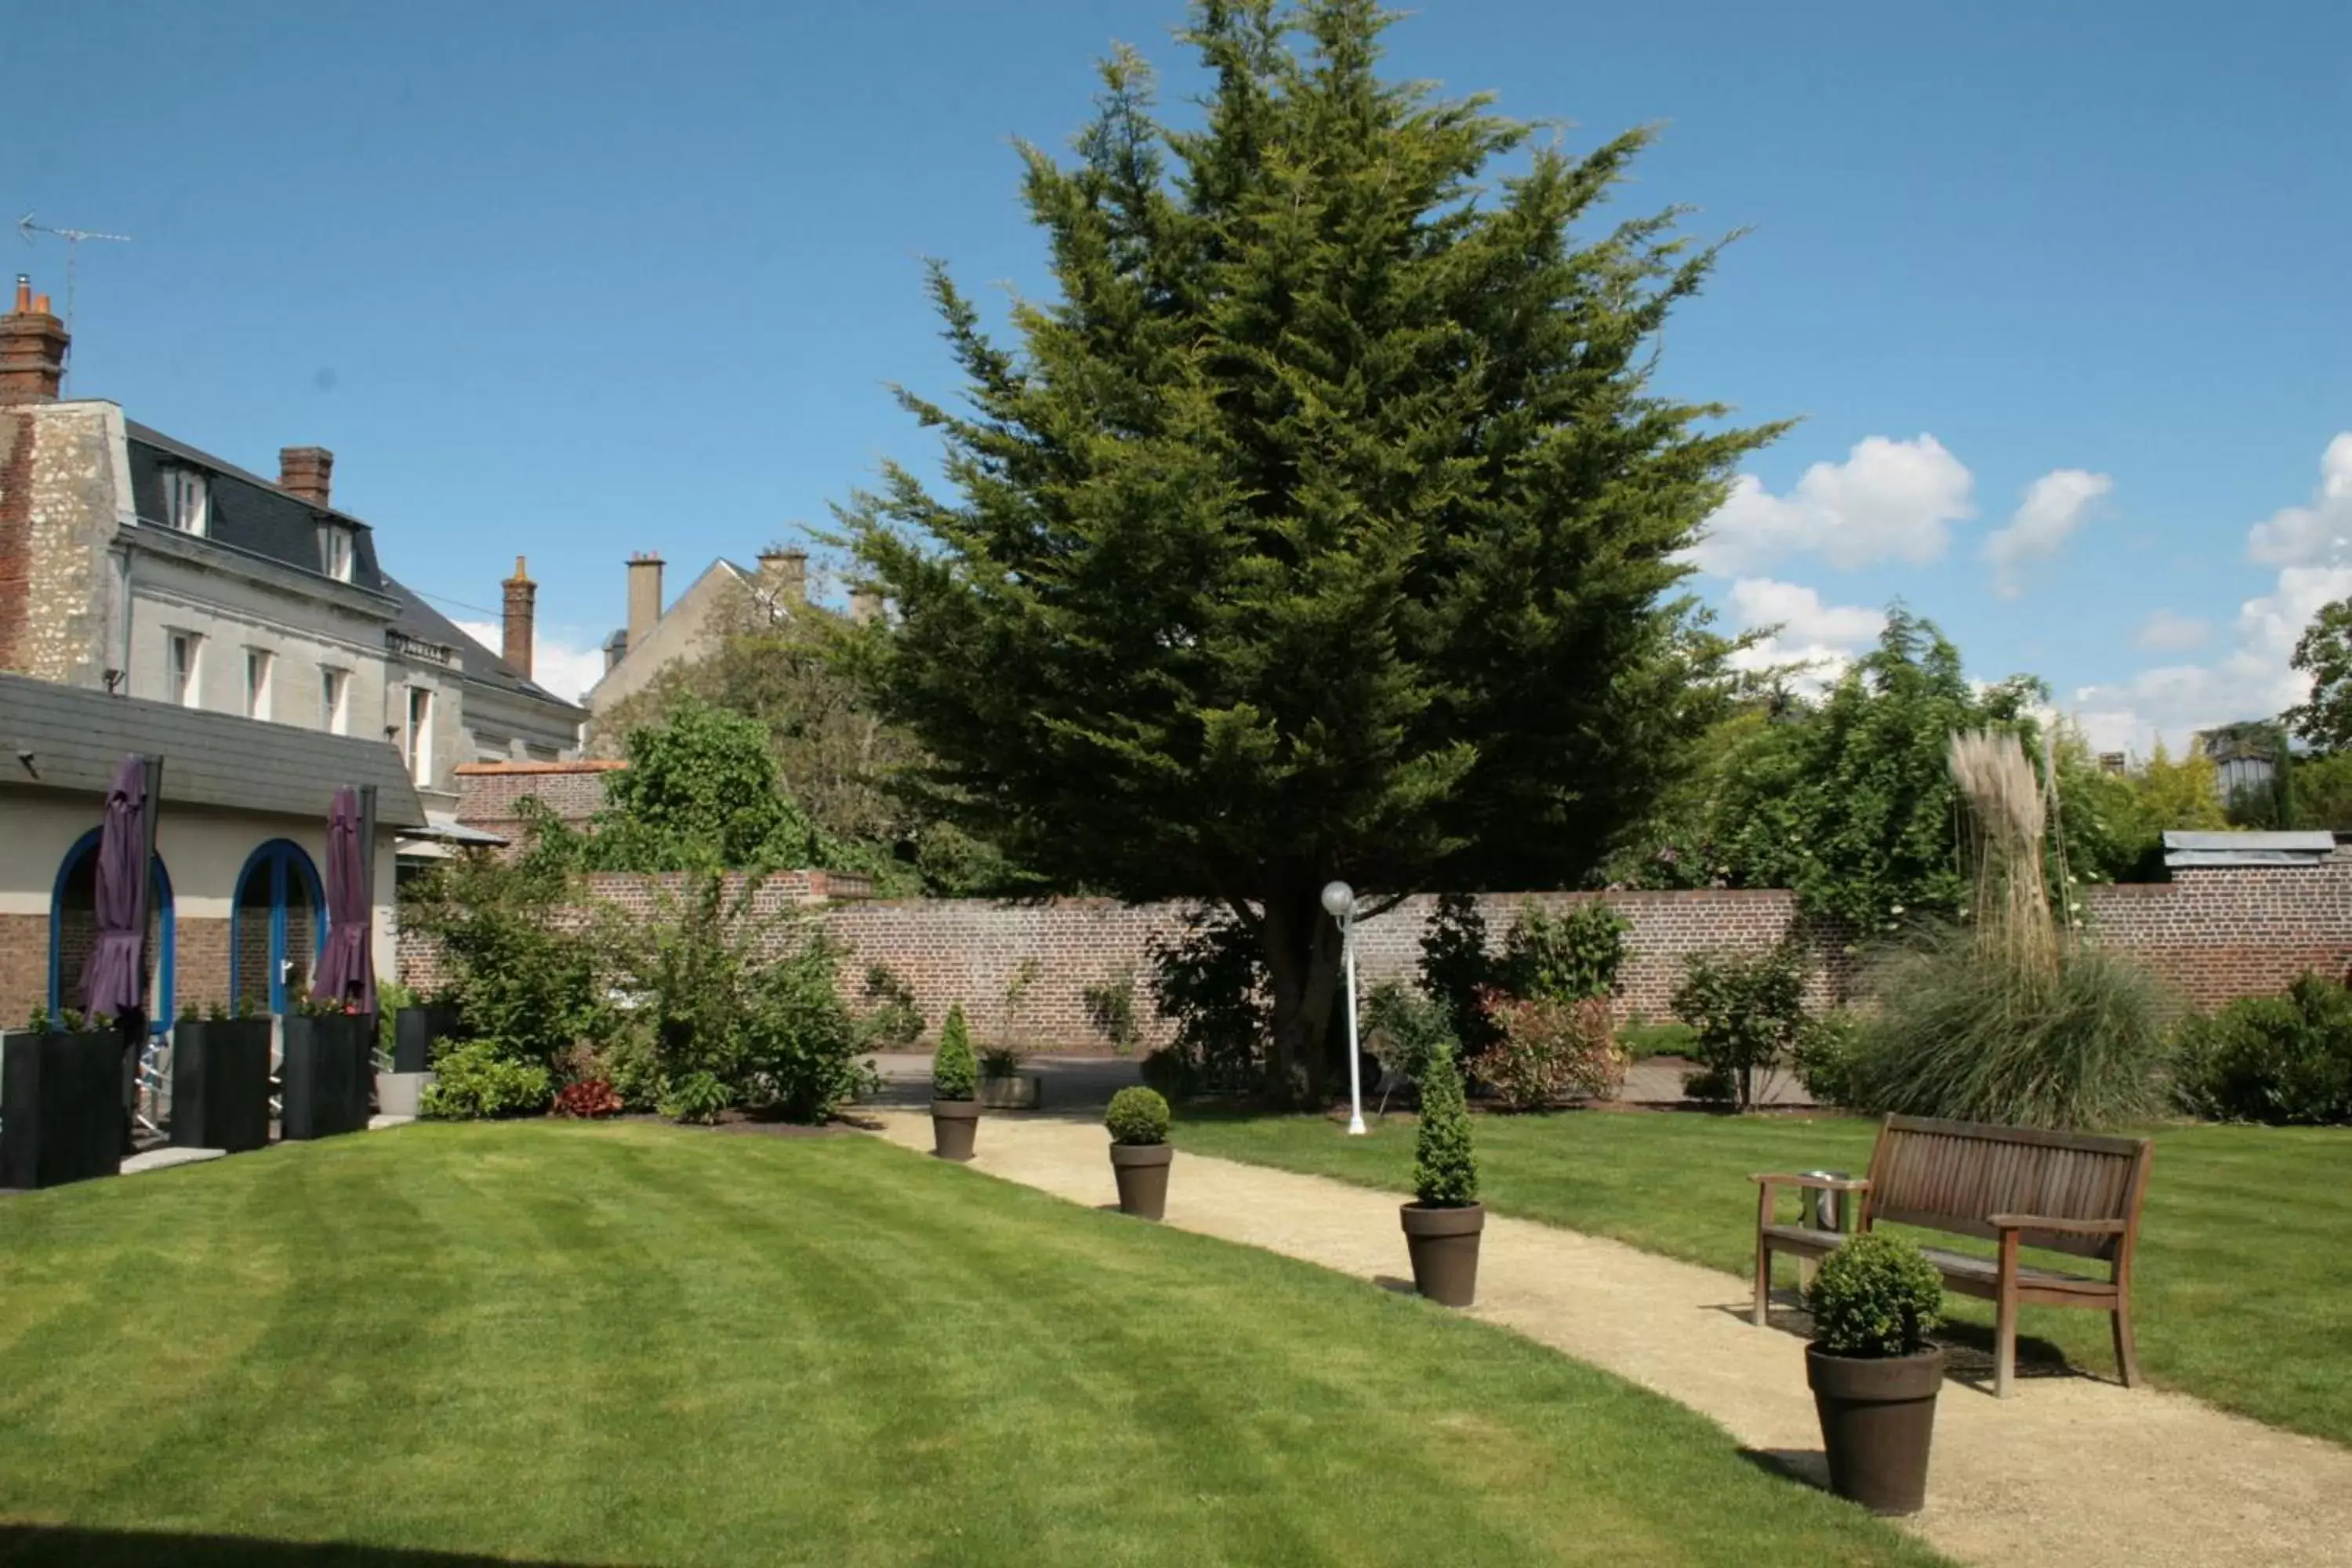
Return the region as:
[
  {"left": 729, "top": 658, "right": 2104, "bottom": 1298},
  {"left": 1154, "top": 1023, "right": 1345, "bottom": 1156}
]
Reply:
[
  {"left": 1174, "top": 1109, "right": 2352, "bottom": 1449},
  {"left": 0, "top": 1123, "right": 1936, "bottom": 1568}
]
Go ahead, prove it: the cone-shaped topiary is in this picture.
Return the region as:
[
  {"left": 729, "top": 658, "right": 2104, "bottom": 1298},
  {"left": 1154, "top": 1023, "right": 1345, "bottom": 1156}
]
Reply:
[
  {"left": 1105, "top": 1086, "right": 1171, "bottom": 1145},
  {"left": 1413, "top": 1042, "right": 1479, "bottom": 1207},
  {"left": 1806, "top": 1232, "right": 1944, "bottom": 1358},
  {"left": 933, "top": 1004, "right": 978, "bottom": 1100}
]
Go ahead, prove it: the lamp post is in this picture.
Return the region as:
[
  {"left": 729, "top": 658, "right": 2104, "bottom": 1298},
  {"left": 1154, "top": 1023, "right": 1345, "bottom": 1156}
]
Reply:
[{"left": 1321, "top": 880, "right": 1367, "bottom": 1136}]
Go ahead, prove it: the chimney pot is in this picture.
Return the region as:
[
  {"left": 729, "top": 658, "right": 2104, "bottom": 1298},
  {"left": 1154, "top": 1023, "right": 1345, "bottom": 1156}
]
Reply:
[
  {"left": 849, "top": 583, "right": 885, "bottom": 626},
  {"left": 757, "top": 545, "right": 809, "bottom": 608},
  {"left": 0, "top": 274, "right": 71, "bottom": 405},
  {"left": 626, "top": 553, "right": 665, "bottom": 653},
  {"left": 502, "top": 555, "right": 538, "bottom": 679},
  {"left": 278, "top": 446, "right": 335, "bottom": 510}
]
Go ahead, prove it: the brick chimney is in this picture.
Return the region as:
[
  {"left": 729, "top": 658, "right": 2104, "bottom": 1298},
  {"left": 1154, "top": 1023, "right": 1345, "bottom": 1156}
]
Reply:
[
  {"left": 626, "top": 552, "right": 664, "bottom": 650},
  {"left": 0, "top": 276, "right": 69, "bottom": 405},
  {"left": 757, "top": 546, "right": 808, "bottom": 608},
  {"left": 279, "top": 446, "right": 335, "bottom": 509},
  {"left": 849, "top": 583, "right": 884, "bottom": 626},
  {"left": 502, "top": 555, "right": 536, "bottom": 678}
]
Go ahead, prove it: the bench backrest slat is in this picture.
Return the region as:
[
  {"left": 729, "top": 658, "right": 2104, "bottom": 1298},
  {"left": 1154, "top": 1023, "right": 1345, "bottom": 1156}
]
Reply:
[{"left": 1866, "top": 1114, "right": 2151, "bottom": 1261}]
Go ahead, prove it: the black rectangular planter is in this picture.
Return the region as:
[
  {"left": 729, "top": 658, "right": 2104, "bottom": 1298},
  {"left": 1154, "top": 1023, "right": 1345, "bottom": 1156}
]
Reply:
[
  {"left": 280, "top": 1014, "right": 375, "bottom": 1141},
  {"left": 1, "top": 1029, "right": 125, "bottom": 1189},
  {"left": 170, "top": 1018, "right": 273, "bottom": 1153},
  {"left": 393, "top": 1004, "right": 462, "bottom": 1075}
]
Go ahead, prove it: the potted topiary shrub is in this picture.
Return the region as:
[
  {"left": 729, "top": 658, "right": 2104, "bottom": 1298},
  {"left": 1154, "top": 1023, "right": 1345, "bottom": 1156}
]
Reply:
[
  {"left": 1400, "top": 1041, "right": 1482, "bottom": 1305},
  {"left": 1105, "top": 1086, "right": 1173, "bottom": 1219},
  {"left": 1805, "top": 1232, "right": 1947, "bottom": 1515},
  {"left": 930, "top": 1004, "right": 982, "bottom": 1161}
]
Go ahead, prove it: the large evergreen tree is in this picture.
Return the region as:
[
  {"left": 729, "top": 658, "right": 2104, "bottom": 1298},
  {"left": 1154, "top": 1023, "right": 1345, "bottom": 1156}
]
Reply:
[{"left": 842, "top": 0, "right": 1777, "bottom": 1101}]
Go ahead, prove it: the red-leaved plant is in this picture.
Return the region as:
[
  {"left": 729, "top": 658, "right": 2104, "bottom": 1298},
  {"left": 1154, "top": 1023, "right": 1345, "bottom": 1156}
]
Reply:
[
  {"left": 554, "top": 1078, "right": 623, "bottom": 1120},
  {"left": 1471, "top": 987, "right": 1626, "bottom": 1111}
]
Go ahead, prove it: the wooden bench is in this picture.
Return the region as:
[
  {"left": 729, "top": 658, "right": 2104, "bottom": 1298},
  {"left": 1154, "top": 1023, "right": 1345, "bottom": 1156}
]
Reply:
[{"left": 1751, "top": 1114, "right": 2154, "bottom": 1397}]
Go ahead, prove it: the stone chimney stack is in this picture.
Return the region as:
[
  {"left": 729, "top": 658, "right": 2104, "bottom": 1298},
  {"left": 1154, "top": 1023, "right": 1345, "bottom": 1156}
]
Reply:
[
  {"left": 849, "top": 583, "right": 885, "bottom": 626},
  {"left": 626, "top": 552, "right": 665, "bottom": 650},
  {"left": 502, "top": 555, "right": 536, "bottom": 678},
  {"left": 0, "top": 276, "right": 70, "bottom": 405},
  {"left": 757, "top": 546, "right": 808, "bottom": 608},
  {"left": 278, "top": 446, "right": 335, "bottom": 509}
]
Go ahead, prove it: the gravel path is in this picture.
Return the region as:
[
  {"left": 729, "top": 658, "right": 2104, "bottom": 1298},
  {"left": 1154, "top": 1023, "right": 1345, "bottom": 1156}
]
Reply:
[{"left": 866, "top": 1108, "right": 2352, "bottom": 1568}]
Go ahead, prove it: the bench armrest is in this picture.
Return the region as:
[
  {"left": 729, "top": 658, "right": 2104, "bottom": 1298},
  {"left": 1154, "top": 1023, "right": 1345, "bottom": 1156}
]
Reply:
[
  {"left": 1749, "top": 1172, "right": 1871, "bottom": 1193},
  {"left": 1987, "top": 1213, "right": 2127, "bottom": 1236}
]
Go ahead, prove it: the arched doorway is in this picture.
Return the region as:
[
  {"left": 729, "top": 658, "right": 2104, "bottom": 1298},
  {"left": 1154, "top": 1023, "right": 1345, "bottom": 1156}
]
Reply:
[
  {"left": 48, "top": 828, "right": 175, "bottom": 1030},
  {"left": 231, "top": 840, "right": 326, "bottom": 1015}
]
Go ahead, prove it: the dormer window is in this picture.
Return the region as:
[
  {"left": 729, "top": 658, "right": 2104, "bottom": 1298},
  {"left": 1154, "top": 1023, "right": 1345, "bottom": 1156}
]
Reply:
[
  {"left": 162, "top": 468, "right": 209, "bottom": 535},
  {"left": 317, "top": 522, "right": 354, "bottom": 583}
]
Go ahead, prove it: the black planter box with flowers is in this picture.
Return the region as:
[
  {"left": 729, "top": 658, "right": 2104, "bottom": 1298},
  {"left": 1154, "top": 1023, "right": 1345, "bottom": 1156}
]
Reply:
[
  {"left": 170, "top": 1018, "right": 273, "bottom": 1153},
  {"left": 0, "top": 1025, "right": 125, "bottom": 1189},
  {"left": 281, "top": 1012, "right": 375, "bottom": 1141}
]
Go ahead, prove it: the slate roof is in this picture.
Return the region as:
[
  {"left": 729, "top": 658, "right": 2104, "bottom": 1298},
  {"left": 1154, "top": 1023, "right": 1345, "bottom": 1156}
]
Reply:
[
  {"left": 0, "top": 673, "right": 426, "bottom": 828},
  {"left": 381, "top": 576, "right": 583, "bottom": 713},
  {"left": 125, "top": 422, "right": 390, "bottom": 596}
]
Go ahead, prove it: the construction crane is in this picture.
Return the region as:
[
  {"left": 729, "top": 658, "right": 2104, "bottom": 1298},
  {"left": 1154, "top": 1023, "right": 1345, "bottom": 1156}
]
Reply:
[{"left": 16, "top": 212, "right": 132, "bottom": 394}]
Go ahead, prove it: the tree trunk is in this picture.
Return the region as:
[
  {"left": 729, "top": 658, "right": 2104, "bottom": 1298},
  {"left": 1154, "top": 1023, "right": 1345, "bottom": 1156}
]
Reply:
[{"left": 1258, "top": 884, "right": 1342, "bottom": 1110}]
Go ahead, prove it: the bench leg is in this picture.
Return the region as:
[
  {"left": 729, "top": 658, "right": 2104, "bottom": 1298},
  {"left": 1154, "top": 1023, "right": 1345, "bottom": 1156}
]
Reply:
[
  {"left": 2112, "top": 1304, "right": 2141, "bottom": 1389},
  {"left": 1994, "top": 1230, "right": 2020, "bottom": 1399},
  {"left": 1752, "top": 1236, "right": 1771, "bottom": 1326}
]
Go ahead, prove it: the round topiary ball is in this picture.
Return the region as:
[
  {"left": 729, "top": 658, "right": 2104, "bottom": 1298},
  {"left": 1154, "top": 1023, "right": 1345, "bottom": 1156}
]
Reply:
[
  {"left": 1806, "top": 1231, "right": 1944, "bottom": 1358},
  {"left": 1105, "top": 1085, "right": 1171, "bottom": 1146}
]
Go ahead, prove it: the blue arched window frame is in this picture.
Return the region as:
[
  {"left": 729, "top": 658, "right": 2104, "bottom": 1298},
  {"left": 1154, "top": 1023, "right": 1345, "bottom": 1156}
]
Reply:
[
  {"left": 229, "top": 839, "right": 327, "bottom": 1016},
  {"left": 47, "top": 828, "right": 175, "bottom": 1035}
]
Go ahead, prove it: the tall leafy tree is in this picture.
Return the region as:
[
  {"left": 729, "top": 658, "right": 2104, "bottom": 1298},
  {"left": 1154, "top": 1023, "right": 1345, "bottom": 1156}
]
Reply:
[
  {"left": 2286, "top": 597, "right": 2352, "bottom": 753},
  {"left": 1703, "top": 611, "right": 2047, "bottom": 935},
  {"left": 841, "top": 0, "right": 1776, "bottom": 1100}
]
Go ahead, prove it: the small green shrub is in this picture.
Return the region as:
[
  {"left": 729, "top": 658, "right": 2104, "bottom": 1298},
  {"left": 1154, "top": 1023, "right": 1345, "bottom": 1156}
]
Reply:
[
  {"left": 1105, "top": 1086, "right": 1171, "bottom": 1145},
  {"left": 1412, "top": 1041, "right": 1479, "bottom": 1207},
  {"left": 1473, "top": 989, "right": 1624, "bottom": 1110},
  {"left": 1791, "top": 1009, "right": 1867, "bottom": 1109},
  {"left": 2172, "top": 975, "right": 2352, "bottom": 1125},
  {"left": 659, "top": 1069, "right": 732, "bottom": 1125},
  {"left": 1850, "top": 927, "right": 2171, "bottom": 1131},
  {"left": 1673, "top": 943, "right": 1808, "bottom": 1110},
  {"left": 1501, "top": 901, "right": 1630, "bottom": 1003},
  {"left": 1806, "top": 1232, "right": 1944, "bottom": 1359},
  {"left": 933, "top": 1004, "right": 978, "bottom": 1100},
  {"left": 1680, "top": 1062, "right": 1736, "bottom": 1103},
  {"left": 1362, "top": 981, "right": 1457, "bottom": 1109},
  {"left": 1148, "top": 907, "right": 1269, "bottom": 1093},
  {"left": 420, "top": 1040, "right": 553, "bottom": 1120}
]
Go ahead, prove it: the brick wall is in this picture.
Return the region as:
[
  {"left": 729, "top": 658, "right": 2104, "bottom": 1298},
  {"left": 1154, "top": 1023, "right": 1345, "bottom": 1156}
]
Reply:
[
  {"left": 2081, "top": 858, "right": 2352, "bottom": 1010},
  {"left": 452, "top": 760, "right": 623, "bottom": 847}
]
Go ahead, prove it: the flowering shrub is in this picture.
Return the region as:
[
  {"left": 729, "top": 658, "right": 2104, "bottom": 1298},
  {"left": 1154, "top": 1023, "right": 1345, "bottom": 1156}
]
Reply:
[
  {"left": 554, "top": 1078, "right": 623, "bottom": 1120},
  {"left": 1472, "top": 989, "right": 1625, "bottom": 1111}
]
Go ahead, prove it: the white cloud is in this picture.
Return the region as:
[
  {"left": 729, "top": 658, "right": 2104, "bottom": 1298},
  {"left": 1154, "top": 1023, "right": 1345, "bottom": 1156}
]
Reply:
[
  {"left": 2246, "top": 433, "right": 2352, "bottom": 565},
  {"left": 456, "top": 621, "right": 608, "bottom": 706},
  {"left": 2060, "top": 436, "right": 2352, "bottom": 757},
  {"left": 1984, "top": 469, "right": 2111, "bottom": 597},
  {"left": 2132, "top": 610, "right": 2210, "bottom": 652},
  {"left": 1691, "top": 434, "right": 1975, "bottom": 574},
  {"left": 1720, "top": 577, "right": 1884, "bottom": 694}
]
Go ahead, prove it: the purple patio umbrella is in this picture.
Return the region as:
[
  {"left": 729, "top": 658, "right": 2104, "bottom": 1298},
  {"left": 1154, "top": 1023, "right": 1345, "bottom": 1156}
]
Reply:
[
  {"left": 313, "top": 785, "right": 377, "bottom": 1014},
  {"left": 79, "top": 755, "right": 154, "bottom": 1022}
]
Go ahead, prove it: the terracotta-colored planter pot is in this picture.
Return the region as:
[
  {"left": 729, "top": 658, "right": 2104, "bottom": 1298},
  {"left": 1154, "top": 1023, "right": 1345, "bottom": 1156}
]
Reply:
[
  {"left": 930, "top": 1098, "right": 981, "bottom": 1161},
  {"left": 1400, "top": 1201, "right": 1484, "bottom": 1306},
  {"left": 1109, "top": 1142, "right": 1173, "bottom": 1219},
  {"left": 1806, "top": 1344, "right": 1944, "bottom": 1515}
]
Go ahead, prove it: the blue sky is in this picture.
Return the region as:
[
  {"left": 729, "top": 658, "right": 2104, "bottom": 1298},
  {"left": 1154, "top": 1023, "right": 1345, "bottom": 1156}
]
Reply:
[{"left": 12, "top": 1, "right": 2349, "bottom": 750}]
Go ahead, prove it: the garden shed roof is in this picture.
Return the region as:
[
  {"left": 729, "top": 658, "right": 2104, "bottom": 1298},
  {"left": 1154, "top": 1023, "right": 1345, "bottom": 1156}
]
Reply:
[{"left": 2161, "top": 830, "right": 2336, "bottom": 868}]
